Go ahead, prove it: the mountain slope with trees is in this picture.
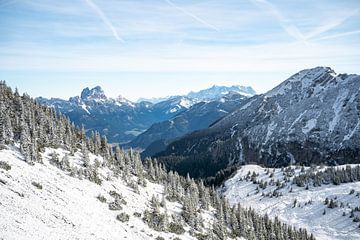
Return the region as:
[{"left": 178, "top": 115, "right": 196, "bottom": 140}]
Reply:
[{"left": 0, "top": 81, "right": 314, "bottom": 240}]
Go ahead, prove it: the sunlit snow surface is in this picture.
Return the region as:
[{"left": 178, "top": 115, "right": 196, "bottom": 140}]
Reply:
[
  {"left": 0, "top": 147, "right": 197, "bottom": 240},
  {"left": 222, "top": 165, "right": 360, "bottom": 240}
]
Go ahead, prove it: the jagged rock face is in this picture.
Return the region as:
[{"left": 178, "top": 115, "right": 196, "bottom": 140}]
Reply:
[
  {"left": 129, "top": 92, "right": 248, "bottom": 154},
  {"left": 80, "top": 86, "right": 107, "bottom": 101},
  {"left": 157, "top": 67, "right": 360, "bottom": 178}
]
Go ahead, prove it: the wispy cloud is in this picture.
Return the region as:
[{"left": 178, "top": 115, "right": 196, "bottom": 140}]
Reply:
[
  {"left": 250, "top": 0, "right": 359, "bottom": 44},
  {"left": 83, "top": 0, "right": 124, "bottom": 42},
  {"left": 305, "top": 9, "right": 360, "bottom": 40},
  {"left": 313, "top": 29, "right": 360, "bottom": 41},
  {"left": 250, "top": 0, "right": 306, "bottom": 42},
  {"left": 164, "top": 0, "right": 219, "bottom": 32}
]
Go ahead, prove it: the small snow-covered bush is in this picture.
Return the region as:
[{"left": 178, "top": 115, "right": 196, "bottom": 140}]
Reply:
[
  {"left": 0, "top": 144, "right": 8, "bottom": 150},
  {"left": 31, "top": 181, "right": 43, "bottom": 190},
  {"left": 133, "top": 212, "right": 142, "bottom": 218},
  {"left": 0, "top": 161, "right": 11, "bottom": 171},
  {"left": 193, "top": 233, "right": 208, "bottom": 240},
  {"left": 109, "top": 190, "right": 127, "bottom": 205},
  {"left": 168, "top": 222, "right": 185, "bottom": 235},
  {"left": 116, "top": 212, "right": 130, "bottom": 222},
  {"left": 109, "top": 190, "right": 121, "bottom": 199},
  {"left": 97, "top": 194, "right": 107, "bottom": 203},
  {"left": 109, "top": 200, "right": 123, "bottom": 211}
]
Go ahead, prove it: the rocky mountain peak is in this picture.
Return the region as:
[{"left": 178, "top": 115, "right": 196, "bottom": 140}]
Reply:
[
  {"left": 291, "top": 66, "right": 336, "bottom": 86},
  {"left": 81, "top": 86, "right": 107, "bottom": 101},
  {"left": 115, "top": 95, "right": 134, "bottom": 107},
  {"left": 265, "top": 66, "right": 338, "bottom": 98}
]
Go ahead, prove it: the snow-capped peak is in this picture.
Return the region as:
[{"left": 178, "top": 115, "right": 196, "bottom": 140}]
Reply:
[
  {"left": 290, "top": 66, "right": 337, "bottom": 88},
  {"left": 115, "top": 95, "right": 135, "bottom": 107},
  {"left": 81, "top": 86, "right": 107, "bottom": 101},
  {"left": 187, "top": 85, "right": 256, "bottom": 101},
  {"left": 266, "top": 66, "right": 338, "bottom": 98}
]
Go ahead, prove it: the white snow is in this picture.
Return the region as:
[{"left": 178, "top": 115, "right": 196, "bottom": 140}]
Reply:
[
  {"left": 265, "top": 122, "right": 277, "bottom": 143},
  {"left": 329, "top": 90, "right": 349, "bottom": 132},
  {"left": 239, "top": 99, "right": 256, "bottom": 111},
  {"left": 289, "top": 111, "right": 307, "bottom": 131},
  {"left": 169, "top": 107, "right": 179, "bottom": 113},
  {"left": 302, "top": 119, "right": 317, "bottom": 134},
  {"left": 179, "top": 98, "right": 192, "bottom": 109},
  {"left": 265, "top": 82, "right": 292, "bottom": 98},
  {"left": 0, "top": 147, "right": 200, "bottom": 240},
  {"left": 343, "top": 120, "right": 360, "bottom": 141},
  {"left": 222, "top": 165, "right": 360, "bottom": 240},
  {"left": 230, "top": 124, "right": 239, "bottom": 138},
  {"left": 218, "top": 109, "right": 228, "bottom": 113},
  {"left": 80, "top": 104, "right": 90, "bottom": 114}
]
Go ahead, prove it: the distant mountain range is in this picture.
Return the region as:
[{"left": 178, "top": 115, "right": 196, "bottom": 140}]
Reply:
[
  {"left": 37, "top": 85, "right": 256, "bottom": 144},
  {"left": 129, "top": 91, "right": 248, "bottom": 157},
  {"left": 137, "top": 85, "right": 256, "bottom": 104},
  {"left": 156, "top": 67, "right": 360, "bottom": 179}
]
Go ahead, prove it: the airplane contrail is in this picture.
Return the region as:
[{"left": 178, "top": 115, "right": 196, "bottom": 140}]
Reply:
[
  {"left": 250, "top": 0, "right": 306, "bottom": 43},
  {"left": 312, "top": 29, "right": 360, "bottom": 41},
  {"left": 83, "top": 0, "right": 124, "bottom": 42},
  {"left": 305, "top": 9, "right": 360, "bottom": 40},
  {"left": 251, "top": 0, "right": 359, "bottom": 43},
  {"left": 164, "top": 0, "right": 219, "bottom": 32}
]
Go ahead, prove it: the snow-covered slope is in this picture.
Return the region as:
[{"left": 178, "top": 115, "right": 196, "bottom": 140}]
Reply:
[
  {"left": 221, "top": 165, "right": 360, "bottom": 240},
  {"left": 0, "top": 146, "right": 198, "bottom": 240}
]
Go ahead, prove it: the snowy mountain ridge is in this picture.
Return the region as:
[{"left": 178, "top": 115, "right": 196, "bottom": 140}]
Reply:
[
  {"left": 37, "top": 84, "right": 255, "bottom": 144},
  {"left": 137, "top": 85, "right": 256, "bottom": 104},
  {"left": 129, "top": 92, "right": 248, "bottom": 153},
  {"left": 36, "top": 88, "right": 196, "bottom": 144},
  {"left": 156, "top": 67, "right": 360, "bottom": 178},
  {"left": 187, "top": 85, "right": 256, "bottom": 101}
]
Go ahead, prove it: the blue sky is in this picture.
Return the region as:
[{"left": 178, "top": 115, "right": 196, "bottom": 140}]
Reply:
[{"left": 0, "top": 0, "right": 359, "bottom": 101}]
